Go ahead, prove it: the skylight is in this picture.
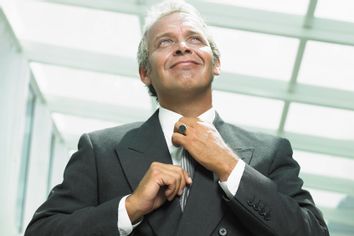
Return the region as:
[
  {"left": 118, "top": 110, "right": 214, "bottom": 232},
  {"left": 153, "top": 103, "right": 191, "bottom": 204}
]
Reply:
[
  {"left": 210, "top": 27, "right": 299, "bottom": 81},
  {"left": 285, "top": 103, "right": 354, "bottom": 139},
  {"left": 10, "top": 1, "right": 141, "bottom": 57},
  {"left": 213, "top": 91, "right": 283, "bottom": 130},
  {"left": 298, "top": 41, "right": 354, "bottom": 92},
  {"left": 205, "top": 0, "right": 309, "bottom": 15},
  {"left": 316, "top": 0, "right": 354, "bottom": 23}
]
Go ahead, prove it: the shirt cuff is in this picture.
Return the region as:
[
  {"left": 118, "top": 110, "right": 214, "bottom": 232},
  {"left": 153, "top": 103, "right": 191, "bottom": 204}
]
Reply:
[
  {"left": 118, "top": 195, "right": 133, "bottom": 236},
  {"left": 218, "top": 159, "right": 246, "bottom": 199}
]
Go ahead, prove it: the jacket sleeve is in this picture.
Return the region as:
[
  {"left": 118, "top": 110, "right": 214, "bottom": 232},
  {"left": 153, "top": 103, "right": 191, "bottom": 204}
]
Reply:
[
  {"left": 25, "top": 134, "right": 122, "bottom": 236},
  {"left": 225, "top": 138, "right": 329, "bottom": 236}
]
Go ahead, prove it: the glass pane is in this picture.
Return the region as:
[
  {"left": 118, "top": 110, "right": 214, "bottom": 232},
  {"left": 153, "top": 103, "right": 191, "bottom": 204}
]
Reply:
[
  {"left": 205, "top": 0, "right": 309, "bottom": 15},
  {"left": 31, "top": 63, "right": 151, "bottom": 110},
  {"left": 298, "top": 41, "right": 354, "bottom": 92},
  {"left": 16, "top": 87, "right": 36, "bottom": 233},
  {"left": 210, "top": 27, "right": 299, "bottom": 80},
  {"left": 306, "top": 188, "right": 347, "bottom": 208},
  {"left": 285, "top": 103, "right": 354, "bottom": 139},
  {"left": 316, "top": 0, "right": 354, "bottom": 23},
  {"left": 294, "top": 150, "right": 354, "bottom": 181},
  {"left": 12, "top": 1, "right": 141, "bottom": 57},
  {"left": 52, "top": 113, "right": 119, "bottom": 137},
  {"left": 213, "top": 91, "right": 284, "bottom": 130}
]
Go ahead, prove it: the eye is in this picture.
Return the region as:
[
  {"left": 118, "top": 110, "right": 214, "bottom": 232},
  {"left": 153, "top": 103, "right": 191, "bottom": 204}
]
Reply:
[
  {"left": 158, "top": 38, "right": 174, "bottom": 48},
  {"left": 189, "top": 36, "right": 203, "bottom": 44}
]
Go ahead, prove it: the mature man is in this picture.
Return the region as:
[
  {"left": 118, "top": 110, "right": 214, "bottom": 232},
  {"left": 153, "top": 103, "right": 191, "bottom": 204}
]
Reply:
[{"left": 25, "top": 1, "right": 329, "bottom": 236}]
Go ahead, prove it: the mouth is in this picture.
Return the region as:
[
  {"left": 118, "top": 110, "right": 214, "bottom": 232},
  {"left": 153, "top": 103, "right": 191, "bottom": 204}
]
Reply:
[{"left": 170, "top": 60, "right": 201, "bottom": 69}]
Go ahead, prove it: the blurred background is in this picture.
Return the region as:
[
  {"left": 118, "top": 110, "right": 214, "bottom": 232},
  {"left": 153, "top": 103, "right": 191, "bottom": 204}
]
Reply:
[{"left": 0, "top": 0, "right": 353, "bottom": 235}]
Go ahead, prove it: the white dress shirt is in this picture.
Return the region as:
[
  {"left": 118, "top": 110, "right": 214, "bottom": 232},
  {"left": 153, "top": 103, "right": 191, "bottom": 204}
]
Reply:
[{"left": 118, "top": 107, "right": 245, "bottom": 235}]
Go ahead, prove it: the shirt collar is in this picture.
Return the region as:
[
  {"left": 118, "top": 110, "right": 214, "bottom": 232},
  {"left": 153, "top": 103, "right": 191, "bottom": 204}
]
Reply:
[{"left": 158, "top": 106, "right": 215, "bottom": 152}]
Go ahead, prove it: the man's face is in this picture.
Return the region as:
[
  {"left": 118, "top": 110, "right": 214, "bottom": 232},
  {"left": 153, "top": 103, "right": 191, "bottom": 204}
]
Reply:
[{"left": 140, "top": 12, "right": 220, "bottom": 102}]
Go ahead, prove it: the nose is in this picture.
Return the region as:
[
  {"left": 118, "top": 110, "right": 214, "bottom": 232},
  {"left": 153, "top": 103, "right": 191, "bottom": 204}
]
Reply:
[{"left": 173, "top": 41, "right": 192, "bottom": 56}]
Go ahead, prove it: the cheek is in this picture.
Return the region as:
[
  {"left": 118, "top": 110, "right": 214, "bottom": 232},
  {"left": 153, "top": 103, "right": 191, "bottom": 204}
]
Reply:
[
  {"left": 197, "top": 46, "right": 213, "bottom": 63},
  {"left": 199, "top": 45, "right": 212, "bottom": 53}
]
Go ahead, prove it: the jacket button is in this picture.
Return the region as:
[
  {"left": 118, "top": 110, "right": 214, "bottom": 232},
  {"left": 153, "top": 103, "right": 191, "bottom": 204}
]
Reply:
[{"left": 218, "top": 227, "right": 227, "bottom": 236}]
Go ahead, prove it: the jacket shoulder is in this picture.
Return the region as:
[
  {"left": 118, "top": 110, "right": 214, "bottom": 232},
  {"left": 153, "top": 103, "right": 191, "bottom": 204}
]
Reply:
[{"left": 83, "top": 122, "right": 143, "bottom": 148}]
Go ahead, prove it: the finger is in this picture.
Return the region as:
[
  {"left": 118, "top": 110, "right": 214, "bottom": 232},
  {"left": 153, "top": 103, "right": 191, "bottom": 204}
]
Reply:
[
  {"left": 171, "top": 132, "right": 186, "bottom": 147},
  {"left": 177, "top": 170, "right": 191, "bottom": 196},
  {"left": 159, "top": 167, "right": 185, "bottom": 200},
  {"left": 173, "top": 121, "right": 188, "bottom": 136},
  {"left": 179, "top": 117, "right": 199, "bottom": 126},
  {"left": 183, "top": 170, "right": 192, "bottom": 185}
]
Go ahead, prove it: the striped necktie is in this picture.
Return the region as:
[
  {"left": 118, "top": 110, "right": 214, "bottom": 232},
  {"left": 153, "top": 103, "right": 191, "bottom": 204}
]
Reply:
[{"left": 180, "top": 149, "right": 195, "bottom": 211}]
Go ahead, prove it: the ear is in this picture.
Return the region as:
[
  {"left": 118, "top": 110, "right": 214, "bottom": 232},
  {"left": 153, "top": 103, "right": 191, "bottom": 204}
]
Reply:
[
  {"left": 213, "top": 57, "right": 221, "bottom": 76},
  {"left": 139, "top": 67, "right": 151, "bottom": 86}
]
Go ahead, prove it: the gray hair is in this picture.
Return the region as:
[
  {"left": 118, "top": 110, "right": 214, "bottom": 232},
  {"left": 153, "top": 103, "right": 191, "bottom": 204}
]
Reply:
[{"left": 137, "top": 0, "right": 220, "bottom": 98}]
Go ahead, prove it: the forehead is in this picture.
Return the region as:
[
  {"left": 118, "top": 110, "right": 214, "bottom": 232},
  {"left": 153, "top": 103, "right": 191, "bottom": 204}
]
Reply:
[{"left": 147, "top": 12, "right": 207, "bottom": 41}]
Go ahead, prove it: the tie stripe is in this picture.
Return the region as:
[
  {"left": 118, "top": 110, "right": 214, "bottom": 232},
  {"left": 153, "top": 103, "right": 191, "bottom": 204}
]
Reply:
[{"left": 180, "top": 149, "right": 195, "bottom": 211}]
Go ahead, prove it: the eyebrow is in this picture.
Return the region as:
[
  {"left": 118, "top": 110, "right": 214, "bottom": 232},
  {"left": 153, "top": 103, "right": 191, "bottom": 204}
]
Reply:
[{"left": 153, "top": 29, "right": 205, "bottom": 43}]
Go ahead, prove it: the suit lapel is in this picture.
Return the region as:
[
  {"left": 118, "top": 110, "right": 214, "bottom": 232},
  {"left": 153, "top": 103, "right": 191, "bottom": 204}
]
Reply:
[
  {"left": 115, "top": 110, "right": 182, "bottom": 235},
  {"left": 176, "top": 113, "right": 254, "bottom": 235}
]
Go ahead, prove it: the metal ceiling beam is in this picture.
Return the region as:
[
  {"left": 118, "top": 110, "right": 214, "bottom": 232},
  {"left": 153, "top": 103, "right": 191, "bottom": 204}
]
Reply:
[
  {"left": 215, "top": 73, "right": 354, "bottom": 111},
  {"left": 22, "top": 40, "right": 354, "bottom": 112},
  {"left": 42, "top": 0, "right": 354, "bottom": 46},
  {"left": 321, "top": 207, "right": 354, "bottom": 228},
  {"left": 46, "top": 95, "right": 152, "bottom": 124},
  {"left": 301, "top": 173, "right": 354, "bottom": 197},
  {"left": 283, "top": 132, "right": 354, "bottom": 159},
  {"left": 278, "top": 0, "right": 317, "bottom": 135},
  {"left": 44, "top": 91, "right": 354, "bottom": 159},
  {"left": 233, "top": 126, "right": 354, "bottom": 159},
  {"left": 21, "top": 40, "right": 138, "bottom": 78}
]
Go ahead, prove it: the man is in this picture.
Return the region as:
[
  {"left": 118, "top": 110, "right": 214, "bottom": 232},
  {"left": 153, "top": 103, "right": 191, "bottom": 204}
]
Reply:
[{"left": 25, "top": 1, "right": 329, "bottom": 235}]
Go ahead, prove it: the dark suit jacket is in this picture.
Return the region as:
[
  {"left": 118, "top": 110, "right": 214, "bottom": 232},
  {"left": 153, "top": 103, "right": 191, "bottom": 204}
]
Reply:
[{"left": 25, "top": 110, "right": 329, "bottom": 236}]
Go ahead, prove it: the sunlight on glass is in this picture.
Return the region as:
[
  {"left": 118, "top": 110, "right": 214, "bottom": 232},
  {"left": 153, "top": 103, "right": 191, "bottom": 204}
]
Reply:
[
  {"left": 30, "top": 63, "right": 151, "bottom": 110},
  {"left": 213, "top": 91, "right": 283, "bottom": 130},
  {"left": 205, "top": 0, "right": 309, "bottom": 15},
  {"left": 12, "top": 1, "right": 140, "bottom": 57},
  {"left": 210, "top": 27, "right": 299, "bottom": 80},
  {"left": 306, "top": 188, "right": 347, "bottom": 209},
  {"left": 316, "top": 0, "right": 354, "bottom": 23},
  {"left": 298, "top": 41, "right": 354, "bottom": 92},
  {"left": 294, "top": 150, "right": 354, "bottom": 181},
  {"left": 285, "top": 103, "right": 354, "bottom": 139},
  {"left": 52, "top": 113, "right": 119, "bottom": 137}
]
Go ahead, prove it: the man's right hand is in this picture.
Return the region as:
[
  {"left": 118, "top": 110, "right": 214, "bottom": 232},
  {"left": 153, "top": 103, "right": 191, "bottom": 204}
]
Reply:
[{"left": 125, "top": 162, "right": 192, "bottom": 223}]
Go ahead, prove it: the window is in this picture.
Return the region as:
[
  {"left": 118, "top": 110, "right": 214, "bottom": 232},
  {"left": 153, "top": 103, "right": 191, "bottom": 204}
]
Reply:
[{"left": 16, "top": 86, "right": 36, "bottom": 233}]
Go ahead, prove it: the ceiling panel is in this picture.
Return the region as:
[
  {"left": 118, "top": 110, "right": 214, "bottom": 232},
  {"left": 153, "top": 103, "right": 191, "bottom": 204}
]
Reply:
[
  {"left": 294, "top": 150, "right": 354, "bottom": 180},
  {"left": 298, "top": 41, "right": 354, "bottom": 92},
  {"left": 210, "top": 26, "right": 299, "bottom": 80},
  {"left": 204, "top": 0, "right": 309, "bottom": 15},
  {"left": 52, "top": 113, "right": 119, "bottom": 143},
  {"left": 285, "top": 103, "right": 354, "bottom": 139},
  {"left": 10, "top": 1, "right": 141, "bottom": 57},
  {"left": 213, "top": 90, "right": 284, "bottom": 130},
  {"left": 30, "top": 63, "right": 151, "bottom": 110},
  {"left": 316, "top": 0, "right": 354, "bottom": 23},
  {"left": 306, "top": 188, "right": 347, "bottom": 209}
]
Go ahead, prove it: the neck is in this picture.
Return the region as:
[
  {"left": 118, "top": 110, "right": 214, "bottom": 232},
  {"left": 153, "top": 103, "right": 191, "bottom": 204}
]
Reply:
[{"left": 159, "top": 90, "right": 212, "bottom": 117}]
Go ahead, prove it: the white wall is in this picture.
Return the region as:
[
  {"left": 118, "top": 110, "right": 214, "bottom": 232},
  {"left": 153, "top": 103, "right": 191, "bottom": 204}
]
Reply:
[
  {"left": 0, "top": 8, "right": 30, "bottom": 236},
  {"left": 23, "top": 100, "right": 53, "bottom": 228},
  {"left": 0, "top": 8, "right": 71, "bottom": 236}
]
